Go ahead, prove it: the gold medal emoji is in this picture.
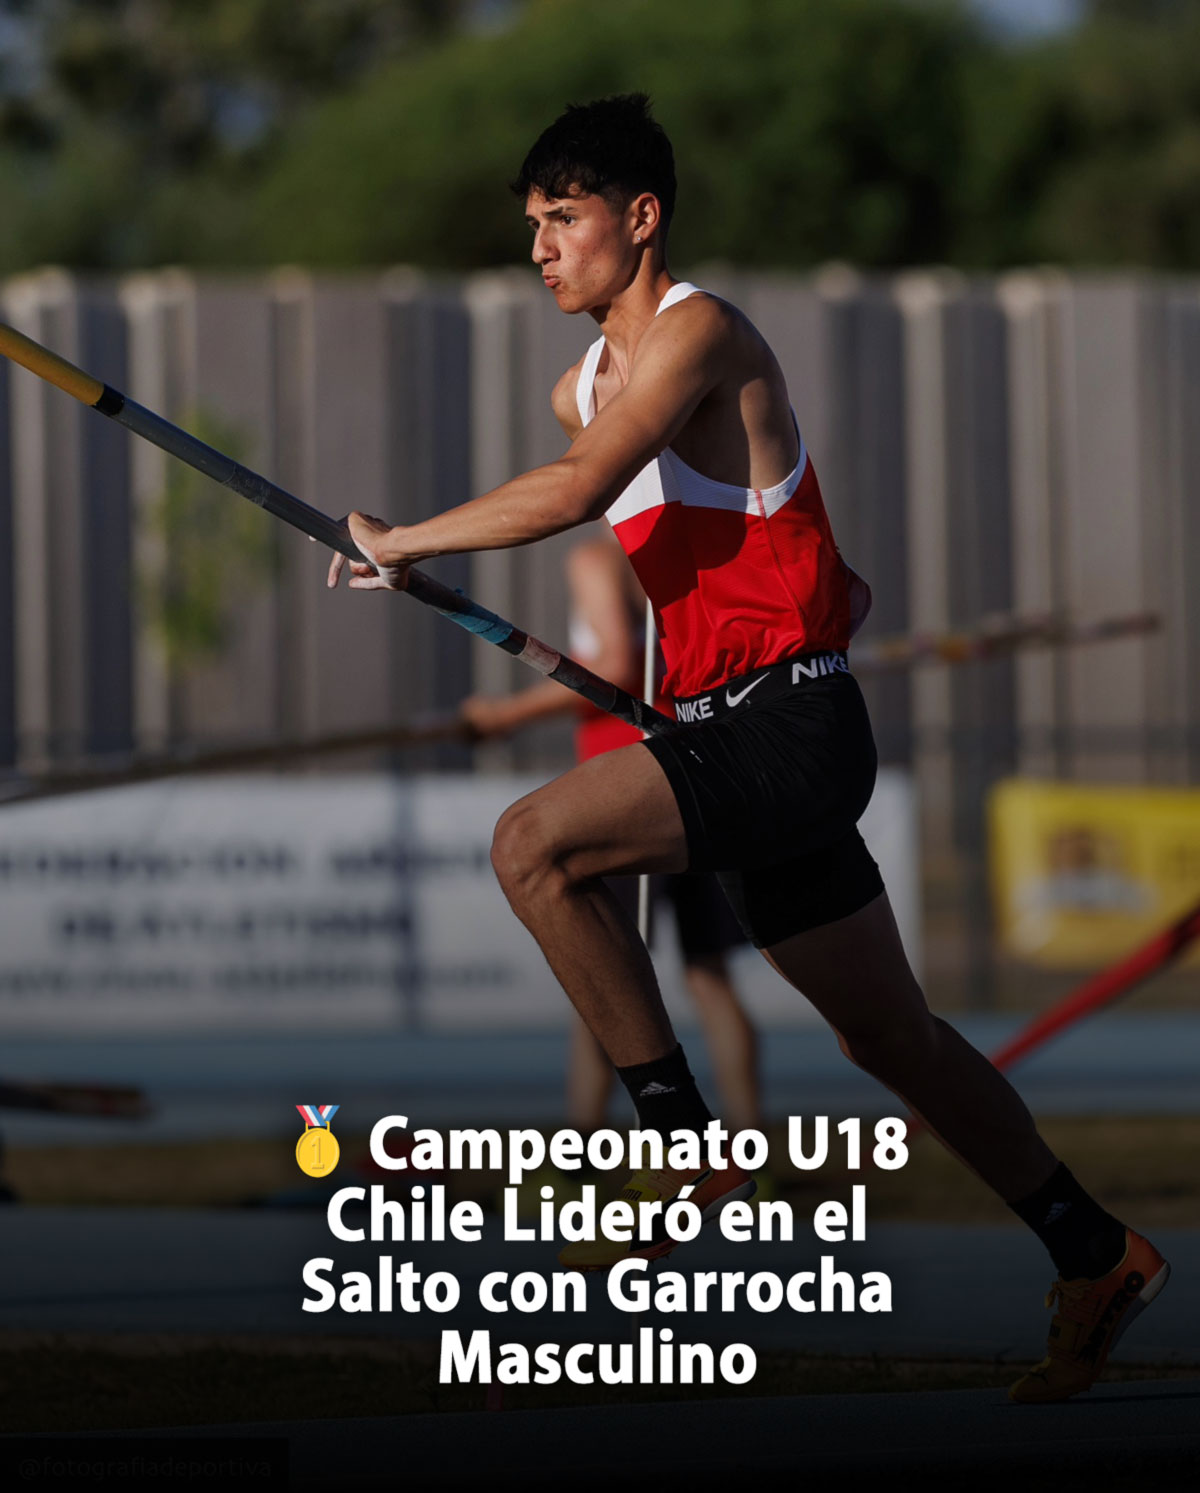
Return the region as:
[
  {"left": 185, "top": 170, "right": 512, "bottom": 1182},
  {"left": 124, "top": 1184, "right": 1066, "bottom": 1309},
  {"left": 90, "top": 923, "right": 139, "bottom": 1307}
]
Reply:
[{"left": 295, "top": 1104, "right": 341, "bottom": 1178}]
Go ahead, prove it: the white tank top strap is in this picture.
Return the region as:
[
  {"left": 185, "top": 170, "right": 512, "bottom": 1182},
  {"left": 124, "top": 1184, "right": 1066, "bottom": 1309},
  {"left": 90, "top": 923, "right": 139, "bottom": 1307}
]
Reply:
[
  {"left": 655, "top": 281, "right": 701, "bottom": 316},
  {"left": 576, "top": 284, "right": 703, "bottom": 428}
]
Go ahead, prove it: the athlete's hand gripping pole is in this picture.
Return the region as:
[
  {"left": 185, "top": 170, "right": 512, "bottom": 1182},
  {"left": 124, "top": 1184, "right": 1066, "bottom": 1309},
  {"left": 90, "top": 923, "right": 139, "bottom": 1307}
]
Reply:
[{"left": 0, "top": 321, "right": 675, "bottom": 739}]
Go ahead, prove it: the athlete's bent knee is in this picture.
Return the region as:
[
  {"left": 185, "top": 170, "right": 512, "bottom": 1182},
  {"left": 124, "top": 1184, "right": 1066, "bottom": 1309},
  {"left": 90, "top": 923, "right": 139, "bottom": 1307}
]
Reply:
[
  {"left": 490, "top": 800, "right": 568, "bottom": 912},
  {"left": 491, "top": 800, "right": 548, "bottom": 891},
  {"left": 836, "top": 1013, "right": 938, "bottom": 1082}
]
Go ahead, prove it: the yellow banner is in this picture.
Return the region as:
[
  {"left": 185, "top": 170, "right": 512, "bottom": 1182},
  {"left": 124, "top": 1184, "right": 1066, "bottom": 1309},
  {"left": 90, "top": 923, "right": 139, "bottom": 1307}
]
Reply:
[{"left": 989, "top": 779, "right": 1200, "bottom": 968}]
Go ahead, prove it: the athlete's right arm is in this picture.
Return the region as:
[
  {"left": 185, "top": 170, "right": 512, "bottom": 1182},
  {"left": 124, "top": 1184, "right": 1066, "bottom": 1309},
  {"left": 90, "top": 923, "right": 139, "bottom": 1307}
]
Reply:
[{"left": 327, "top": 299, "right": 730, "bottom": 591}]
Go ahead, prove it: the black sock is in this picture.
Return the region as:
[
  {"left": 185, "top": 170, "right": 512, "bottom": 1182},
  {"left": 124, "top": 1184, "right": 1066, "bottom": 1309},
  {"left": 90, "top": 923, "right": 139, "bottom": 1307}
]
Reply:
[
  {"left": 1009, "top": 1163, "right": 1128, "bottom": 1279},
  {"left": 615, "top": 1044, "right": 713, "bottom": 1142}
]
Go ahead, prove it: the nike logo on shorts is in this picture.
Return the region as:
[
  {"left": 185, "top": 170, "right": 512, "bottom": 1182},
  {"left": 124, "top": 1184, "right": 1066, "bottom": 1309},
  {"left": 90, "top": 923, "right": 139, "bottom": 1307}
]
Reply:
[{"left": 725, "top": 674, "right": 769, "bottom": 708}]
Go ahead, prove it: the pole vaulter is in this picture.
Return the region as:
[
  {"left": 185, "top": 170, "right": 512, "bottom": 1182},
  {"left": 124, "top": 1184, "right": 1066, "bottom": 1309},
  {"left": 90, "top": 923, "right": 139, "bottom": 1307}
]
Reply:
[{"left": 0, "top": 320, "right": 674, "bottom": 739}]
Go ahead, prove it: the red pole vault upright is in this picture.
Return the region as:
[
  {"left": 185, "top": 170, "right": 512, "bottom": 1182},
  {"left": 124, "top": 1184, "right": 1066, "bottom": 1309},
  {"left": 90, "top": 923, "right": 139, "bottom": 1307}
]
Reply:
[
  {"left": 900, "top": 897, "right": 1200, "bottom": 1145},
  {"left": 987, "top": 896, "right": 1200, "bottom": 1074}
]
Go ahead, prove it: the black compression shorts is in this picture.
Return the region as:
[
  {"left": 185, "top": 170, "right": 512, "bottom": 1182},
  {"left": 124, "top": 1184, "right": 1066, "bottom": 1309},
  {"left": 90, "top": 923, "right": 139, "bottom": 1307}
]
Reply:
[
  {"left": 608, "top": 870, "right": 747, "bottom": 961},
  {"left": 643, "top": 651, "right": 884, "bottom": 948}
]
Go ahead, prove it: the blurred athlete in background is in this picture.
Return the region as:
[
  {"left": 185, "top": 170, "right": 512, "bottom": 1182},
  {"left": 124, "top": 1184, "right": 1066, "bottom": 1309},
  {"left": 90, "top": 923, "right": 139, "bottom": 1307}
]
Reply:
[{"left": 461, "top": 531, "right": 761, "bottom": 1135}]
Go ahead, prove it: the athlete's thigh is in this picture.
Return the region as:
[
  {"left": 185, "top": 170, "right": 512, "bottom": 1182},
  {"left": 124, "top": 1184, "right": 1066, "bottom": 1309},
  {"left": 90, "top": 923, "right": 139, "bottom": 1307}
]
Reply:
[
  {"left": 508, "top": 740, "right": 689, "bottom": 879},
  {"left": 761, "top": 890, "right": 930, "bottom": 1041}
]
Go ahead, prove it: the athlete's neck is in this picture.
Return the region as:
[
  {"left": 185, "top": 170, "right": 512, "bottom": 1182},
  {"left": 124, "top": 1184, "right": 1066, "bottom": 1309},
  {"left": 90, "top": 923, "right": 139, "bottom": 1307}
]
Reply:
[{"left": 589, "top": 263, "right": 678, "bottom": 379}]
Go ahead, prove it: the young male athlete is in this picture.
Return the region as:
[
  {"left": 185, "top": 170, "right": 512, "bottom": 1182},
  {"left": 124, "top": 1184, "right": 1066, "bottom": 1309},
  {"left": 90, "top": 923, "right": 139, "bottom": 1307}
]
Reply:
[{"left": 328, "top": 94, "right": 1168, "bottom": 1403}]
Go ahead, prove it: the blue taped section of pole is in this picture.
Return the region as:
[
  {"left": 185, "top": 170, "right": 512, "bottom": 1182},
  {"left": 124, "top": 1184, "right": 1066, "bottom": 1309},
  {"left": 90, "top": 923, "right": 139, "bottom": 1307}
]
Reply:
[{"left": 433, "top": 596, "right": 515, "bottom": 647}]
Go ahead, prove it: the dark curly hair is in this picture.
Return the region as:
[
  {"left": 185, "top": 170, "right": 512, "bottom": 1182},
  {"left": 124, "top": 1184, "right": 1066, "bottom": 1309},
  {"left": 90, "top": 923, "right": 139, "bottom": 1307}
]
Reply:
[{"left": 512, "top": 93, "right": 677, "bottom": 226}]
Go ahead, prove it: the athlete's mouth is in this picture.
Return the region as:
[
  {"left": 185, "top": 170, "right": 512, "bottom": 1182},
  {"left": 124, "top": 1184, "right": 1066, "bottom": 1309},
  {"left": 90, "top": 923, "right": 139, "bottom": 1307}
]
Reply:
[{"left": 542, "top": 276, "right": 562, "bottom": 289}]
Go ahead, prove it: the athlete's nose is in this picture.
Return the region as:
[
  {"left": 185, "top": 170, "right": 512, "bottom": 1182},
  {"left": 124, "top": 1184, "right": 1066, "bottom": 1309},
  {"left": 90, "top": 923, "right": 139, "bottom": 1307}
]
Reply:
[{"left": 531, "top": 226, "right": 555, "bottom": 266}]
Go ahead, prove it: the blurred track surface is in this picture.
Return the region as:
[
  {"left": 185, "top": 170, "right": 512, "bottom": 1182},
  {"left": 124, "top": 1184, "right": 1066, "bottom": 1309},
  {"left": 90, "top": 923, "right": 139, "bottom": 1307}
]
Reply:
[
  {"left": 120, "top": 1380, "right": 1200, "bottom": 1491},
  {"left": 0, "top": 1013, "right": 1197, "bottom": 1145},
  {"left": 0, "top": 1210, "right": 1196, "bottom": 1363}
]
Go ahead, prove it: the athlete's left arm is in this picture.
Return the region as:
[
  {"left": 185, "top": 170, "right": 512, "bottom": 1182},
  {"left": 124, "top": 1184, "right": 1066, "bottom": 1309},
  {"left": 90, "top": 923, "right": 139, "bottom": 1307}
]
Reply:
[{"left": 327, "top": 300, "right": 730, "bottom": 591}]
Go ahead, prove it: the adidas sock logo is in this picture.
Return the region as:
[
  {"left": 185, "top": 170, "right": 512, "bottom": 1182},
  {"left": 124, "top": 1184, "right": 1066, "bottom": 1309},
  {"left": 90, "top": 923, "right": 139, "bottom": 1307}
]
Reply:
[{"left": 638, "top": 1080, "right": 677, "bottom": 1097}]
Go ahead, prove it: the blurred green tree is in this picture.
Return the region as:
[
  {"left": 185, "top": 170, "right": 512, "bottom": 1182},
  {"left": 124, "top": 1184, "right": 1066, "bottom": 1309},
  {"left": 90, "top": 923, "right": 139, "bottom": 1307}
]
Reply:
[
  {"left": 138, "top": 407, "right": 277, "bottom": 672},
  {"left": 1083, "top": 1, "right": 1191, "bottom": 19},
  {"left": 0, "top": 0, "right": 465, "bottom": 268},
  {"left": 963, "top": 1, "right": 1200, "bottom": 265},
  {"left": 250, "top": 0, "right": 984, "bottom": 271},
  {"left": 0, "top": 0, "right": 466, "bottom": 164},
  {"left": 5, "top": 0, "right": 1200, "bottom": 272}
]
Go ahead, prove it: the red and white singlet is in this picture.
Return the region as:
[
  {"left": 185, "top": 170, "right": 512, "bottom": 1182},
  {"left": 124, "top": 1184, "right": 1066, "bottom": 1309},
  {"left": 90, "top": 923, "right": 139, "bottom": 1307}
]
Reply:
[{"left": 575, "top": 283, "right": 852, "bottom": 700}]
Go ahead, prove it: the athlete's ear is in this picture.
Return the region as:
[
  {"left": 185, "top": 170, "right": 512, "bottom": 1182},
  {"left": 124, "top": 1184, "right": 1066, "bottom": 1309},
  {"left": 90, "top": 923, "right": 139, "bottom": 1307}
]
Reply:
[{"left": 629, "top": 192, "right": 663, "bottom": 246}]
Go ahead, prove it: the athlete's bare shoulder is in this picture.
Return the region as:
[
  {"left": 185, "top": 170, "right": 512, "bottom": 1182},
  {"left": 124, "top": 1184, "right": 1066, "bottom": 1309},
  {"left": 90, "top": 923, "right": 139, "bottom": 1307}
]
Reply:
[
  {"left": 636, "top": 290, "right": 773, "bottom": 385},
  {"left": 633, "top": 287, "right": 795, "bottom": 486},
  {"left": 640, "top": 289, "right": 733, "bottom": 349},
  {"left": 551, "top": 360, "right": 585, "bottom": 441}
]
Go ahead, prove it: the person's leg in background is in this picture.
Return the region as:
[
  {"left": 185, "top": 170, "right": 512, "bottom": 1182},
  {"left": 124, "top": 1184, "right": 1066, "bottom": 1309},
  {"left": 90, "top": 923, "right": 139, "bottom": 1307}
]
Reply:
[
  {"left": 566, "top": 1019, "right": 616, "bottom": 1131},
  {"left": 564, "top": 873, "right": 648, "bottom": 1131},
  {"left": 666, "top": 872, "right": 761, "bottom": 1134},
  {"left": 565, "top": 872, "right": 762, "bottom": 1135},
  {"left": 680, "top": 952, "right": 760, "bottom": 1132}
]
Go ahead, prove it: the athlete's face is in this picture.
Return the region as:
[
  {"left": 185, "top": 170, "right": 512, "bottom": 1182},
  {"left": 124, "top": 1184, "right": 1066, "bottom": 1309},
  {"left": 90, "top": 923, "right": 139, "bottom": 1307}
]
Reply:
[{"left": 525, "top": 189, "right": 634, "bottom": 313}]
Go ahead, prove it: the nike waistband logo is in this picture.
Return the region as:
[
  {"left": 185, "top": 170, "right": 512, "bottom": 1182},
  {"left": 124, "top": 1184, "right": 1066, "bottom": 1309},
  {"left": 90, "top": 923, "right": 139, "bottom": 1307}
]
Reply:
[{"left": 725, "top": 674, "right": 769, "bottom": 708}]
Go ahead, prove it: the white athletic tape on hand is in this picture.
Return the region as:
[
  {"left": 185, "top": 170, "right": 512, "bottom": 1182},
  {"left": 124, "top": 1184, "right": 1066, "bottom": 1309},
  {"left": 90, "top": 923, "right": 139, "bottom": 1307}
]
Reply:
[{"left": 347, "top": 528, "right": 408, "bottom": 591}]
